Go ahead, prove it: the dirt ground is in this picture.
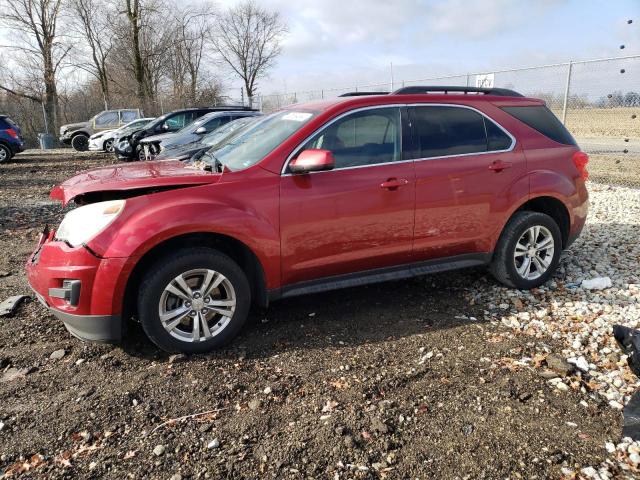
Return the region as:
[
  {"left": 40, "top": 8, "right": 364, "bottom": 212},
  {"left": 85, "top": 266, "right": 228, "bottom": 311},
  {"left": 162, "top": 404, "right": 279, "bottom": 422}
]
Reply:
[{"left": 0, "top": 150, "right": 634, "bottom": 479}]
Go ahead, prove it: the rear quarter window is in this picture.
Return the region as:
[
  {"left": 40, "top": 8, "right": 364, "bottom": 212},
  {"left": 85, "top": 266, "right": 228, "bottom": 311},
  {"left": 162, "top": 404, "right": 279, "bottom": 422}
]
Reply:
[{"left": 501, "top": 105, "right": 576, "bottom": 146}]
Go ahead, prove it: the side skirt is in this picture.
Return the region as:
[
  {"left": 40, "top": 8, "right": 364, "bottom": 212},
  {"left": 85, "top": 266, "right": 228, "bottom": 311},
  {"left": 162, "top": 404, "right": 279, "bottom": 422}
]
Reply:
[{"left": 268, "top": 253, "right": 491, "bottom": 301}]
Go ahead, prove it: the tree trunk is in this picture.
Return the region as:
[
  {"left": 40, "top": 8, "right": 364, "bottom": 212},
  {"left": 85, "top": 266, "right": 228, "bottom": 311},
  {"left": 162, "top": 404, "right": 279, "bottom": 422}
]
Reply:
[
  {"left": 42, "top": 42, "right": 59, "bottom": 136},
  {"left": 127, "top": 0, "right": 147, "bottom": 110}
]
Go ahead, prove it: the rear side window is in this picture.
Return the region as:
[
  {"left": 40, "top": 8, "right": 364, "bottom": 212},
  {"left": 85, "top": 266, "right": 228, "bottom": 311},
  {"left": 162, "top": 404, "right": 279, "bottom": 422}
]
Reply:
[
  {"left": 410, "top": 106, "right": 487, "bottom": 158},
  {"left": 121, "top": 110, "right": 139, "bottom": 123},
  {"left": 0, "top": 117, "right": 9, "bottom": 129},
  {"left": 501, "top": 105, "right": 576, "bottom": 145},
  {"left": 486, "top": 121, "right": 512, "bottom": 151}
]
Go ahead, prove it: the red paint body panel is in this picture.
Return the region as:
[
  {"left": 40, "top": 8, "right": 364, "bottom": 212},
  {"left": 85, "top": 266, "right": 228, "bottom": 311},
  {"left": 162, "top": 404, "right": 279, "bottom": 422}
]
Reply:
[
  {"left": 26, "top": 92, "right": 588, "bottom": 331},
  {"left": 279, "top": 161, "right": 415, "bottom": 284}
]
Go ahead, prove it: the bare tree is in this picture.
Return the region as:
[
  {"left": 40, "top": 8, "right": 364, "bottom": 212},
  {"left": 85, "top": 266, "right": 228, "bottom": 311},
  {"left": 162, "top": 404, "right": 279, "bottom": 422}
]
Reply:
[
  {"left": 68, "top": 0, "right": 115, "bottom": 109},
  {"left": 122, "top": 0, "right": 148, "bottom": 108},
  {"left": 0, "top": 0, "right": 68, "bottom": 134},
  {"left": 213, "top": 0, "right": 286, "bottom": 107},
  {"left": 173, "top": 4, "right": 216, "bottom": 105}
]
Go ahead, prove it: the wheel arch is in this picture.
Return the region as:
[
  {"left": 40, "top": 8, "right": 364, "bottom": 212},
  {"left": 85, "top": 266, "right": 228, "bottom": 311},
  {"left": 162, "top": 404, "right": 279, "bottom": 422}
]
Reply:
[
  {"left": 71, "top": 130, "right": 90, "bottom": 138},
  {"left": 510, "top": 195, "right": 571, "bottom": 248},
  {"left": 120, "top": 232, "right": 268, "bottom": 324}
]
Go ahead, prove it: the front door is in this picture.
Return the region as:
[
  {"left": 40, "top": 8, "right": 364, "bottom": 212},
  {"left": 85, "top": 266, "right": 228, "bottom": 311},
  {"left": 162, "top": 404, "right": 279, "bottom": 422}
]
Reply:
[{"left": 280, "top": 106, "right": 415, "bottom": 286}]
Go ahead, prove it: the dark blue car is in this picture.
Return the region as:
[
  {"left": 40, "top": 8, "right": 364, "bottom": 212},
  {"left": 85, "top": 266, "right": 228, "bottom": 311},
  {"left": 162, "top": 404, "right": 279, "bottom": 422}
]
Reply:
[{"left": 0, "top": 115, "right": 25, "bottom": 163}]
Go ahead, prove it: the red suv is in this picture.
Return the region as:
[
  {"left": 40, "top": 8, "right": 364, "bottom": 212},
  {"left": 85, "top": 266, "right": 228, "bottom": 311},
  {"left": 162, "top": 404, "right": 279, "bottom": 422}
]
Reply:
[{"left": 26, "top": 87, "right": 589, "bottom": 353}]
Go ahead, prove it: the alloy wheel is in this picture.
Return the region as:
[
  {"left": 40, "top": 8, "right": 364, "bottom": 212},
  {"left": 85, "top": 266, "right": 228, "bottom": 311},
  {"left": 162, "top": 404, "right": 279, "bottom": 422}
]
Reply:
[
  {"left": 158, "top": 268, "right": 236, "bottom": 343},
  {"left": 513, "top": 225, "right": 555, "bottom": 280}
]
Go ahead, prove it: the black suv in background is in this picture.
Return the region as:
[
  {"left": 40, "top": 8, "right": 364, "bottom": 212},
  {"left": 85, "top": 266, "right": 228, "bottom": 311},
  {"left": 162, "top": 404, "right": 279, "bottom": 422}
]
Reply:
[{"left": 114, "top": 106, "right": 257, "bottom": 161}]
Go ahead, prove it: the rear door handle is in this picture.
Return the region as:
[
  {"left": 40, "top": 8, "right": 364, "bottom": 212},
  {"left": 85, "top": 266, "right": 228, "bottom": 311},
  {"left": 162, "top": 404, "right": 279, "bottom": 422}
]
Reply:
[
  {"left": 380, "top": 178, "right": 409, "bottom": 190},
  {"left": 488, "top": 160, "right": 513, "bottom": 172}
]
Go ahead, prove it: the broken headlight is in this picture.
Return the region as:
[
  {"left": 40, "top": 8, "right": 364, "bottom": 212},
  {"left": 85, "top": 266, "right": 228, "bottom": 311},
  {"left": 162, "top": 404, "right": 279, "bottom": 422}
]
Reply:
[{"left": 55, "top": 200, "right": 125, "bottom": 247}]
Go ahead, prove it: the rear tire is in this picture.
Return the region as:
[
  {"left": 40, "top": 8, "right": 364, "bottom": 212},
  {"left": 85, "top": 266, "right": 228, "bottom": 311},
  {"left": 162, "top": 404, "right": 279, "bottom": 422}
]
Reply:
[
  {"left": 0, "top": 144, "right": 11, "bottom": 163},
  {"left": 490, "top": 211, "right": 562, "bottom": 289},
  {"left": 71, "top": 134, "right": 89, "bottom": 152},
  {"left": 137, "top": 248, "right": 251, "bottom": 354}
]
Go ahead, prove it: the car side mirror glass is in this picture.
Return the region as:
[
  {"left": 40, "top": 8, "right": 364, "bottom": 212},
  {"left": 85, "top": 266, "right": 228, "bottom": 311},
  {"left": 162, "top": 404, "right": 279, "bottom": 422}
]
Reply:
[
  {"left": 289, "top": 149, "right": 335, "bottom": 174},
  {"left": 195, "top": 126, "right": 207, "bottom": 134}
]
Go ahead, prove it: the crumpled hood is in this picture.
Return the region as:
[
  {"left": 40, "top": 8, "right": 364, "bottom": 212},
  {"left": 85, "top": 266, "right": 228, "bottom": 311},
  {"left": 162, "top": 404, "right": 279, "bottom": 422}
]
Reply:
[{"left": 50, "top": 160, "right": 220, "bottom": 205}]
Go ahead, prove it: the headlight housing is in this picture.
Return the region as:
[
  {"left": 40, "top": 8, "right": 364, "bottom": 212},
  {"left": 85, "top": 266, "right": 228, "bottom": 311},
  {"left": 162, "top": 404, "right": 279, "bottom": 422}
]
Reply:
[{"left": 55, "top": 200, "right": 125, "bottom": 247}]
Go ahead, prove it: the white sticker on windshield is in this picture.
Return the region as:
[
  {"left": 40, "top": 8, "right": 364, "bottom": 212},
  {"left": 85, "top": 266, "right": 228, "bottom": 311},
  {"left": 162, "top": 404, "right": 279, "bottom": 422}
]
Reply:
[{"left": 282, "top": 112, "right": 312, "bottom": 122}]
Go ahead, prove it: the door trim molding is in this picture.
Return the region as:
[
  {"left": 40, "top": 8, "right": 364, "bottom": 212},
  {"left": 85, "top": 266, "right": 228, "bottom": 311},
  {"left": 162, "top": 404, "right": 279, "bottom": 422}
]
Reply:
[{"left": 269, "top": 252, "right": 491, "bottom": 301}]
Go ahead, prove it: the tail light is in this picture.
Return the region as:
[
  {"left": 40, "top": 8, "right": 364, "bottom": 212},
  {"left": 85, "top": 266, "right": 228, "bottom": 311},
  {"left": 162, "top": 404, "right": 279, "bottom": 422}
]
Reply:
[
  {"left": 5, "top": 128, "right": 18, "bottom": 139},
  {"left": 572, "top": 151, "right": 589, "bottom": 180}
]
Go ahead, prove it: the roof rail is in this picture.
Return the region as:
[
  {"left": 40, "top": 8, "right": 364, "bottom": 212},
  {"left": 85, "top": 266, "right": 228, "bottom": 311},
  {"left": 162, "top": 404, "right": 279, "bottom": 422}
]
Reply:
[
  {"left": 208, "top": 105, "right": 258, "bottom": 111},
  {"left": 391, "top": 86, "right": 524, "bottom": 97},
  {"left": 339, "top": 91, "right": 390, "bottom": 97}
]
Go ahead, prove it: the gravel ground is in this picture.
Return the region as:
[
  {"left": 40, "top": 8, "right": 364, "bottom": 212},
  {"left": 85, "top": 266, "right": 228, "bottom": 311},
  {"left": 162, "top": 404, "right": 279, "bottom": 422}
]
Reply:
[{"left": 0, "top": 150, "right": 639, "bottom": 479}]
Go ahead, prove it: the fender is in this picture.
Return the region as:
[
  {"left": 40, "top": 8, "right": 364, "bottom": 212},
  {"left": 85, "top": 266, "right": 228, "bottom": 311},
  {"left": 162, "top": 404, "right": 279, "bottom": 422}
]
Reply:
[{"left": 85, "top": 176, "right": 282, "bottom": 312}]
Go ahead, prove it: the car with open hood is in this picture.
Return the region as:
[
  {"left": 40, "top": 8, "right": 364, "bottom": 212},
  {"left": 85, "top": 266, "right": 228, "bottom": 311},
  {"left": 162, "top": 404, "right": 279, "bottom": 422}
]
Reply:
[{"left": 27, "top": 87, "right": 589, "bottom": 354}]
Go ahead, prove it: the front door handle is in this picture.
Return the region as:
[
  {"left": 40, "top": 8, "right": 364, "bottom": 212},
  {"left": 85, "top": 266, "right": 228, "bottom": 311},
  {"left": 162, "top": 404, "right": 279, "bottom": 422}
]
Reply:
[
  {"left": 380, "top": 178, "right": 409, "bottom": 190},
  {"left": 488, "top": 160, "right": 513, "bottom": 172}
]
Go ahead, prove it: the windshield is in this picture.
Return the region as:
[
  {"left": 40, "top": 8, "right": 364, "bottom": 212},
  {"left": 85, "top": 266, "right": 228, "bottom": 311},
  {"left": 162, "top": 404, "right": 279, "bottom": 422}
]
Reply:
[{"left": 212, "top": 110, "right": 319, "bottom": 171}]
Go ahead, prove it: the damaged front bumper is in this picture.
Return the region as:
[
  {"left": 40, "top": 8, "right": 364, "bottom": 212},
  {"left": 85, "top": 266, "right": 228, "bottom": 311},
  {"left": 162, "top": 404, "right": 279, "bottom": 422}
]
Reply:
[{"left": 26, "top": 229, "right": 124, "bottom": 342}]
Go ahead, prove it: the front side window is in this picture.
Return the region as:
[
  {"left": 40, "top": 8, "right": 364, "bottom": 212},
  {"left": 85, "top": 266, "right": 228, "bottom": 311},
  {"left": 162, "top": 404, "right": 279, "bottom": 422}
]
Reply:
[
  {"left": 164, "top": 113, "right": 188, "bottom": 130},
  {"left": 95, "top": 111, "right": 119, "bottom": 127},
  {"left": 410, "top": 106, "right": 487, "bottom": 159},
  {"left": 300, "top": 107, "right": 401, "bottom": 169}
]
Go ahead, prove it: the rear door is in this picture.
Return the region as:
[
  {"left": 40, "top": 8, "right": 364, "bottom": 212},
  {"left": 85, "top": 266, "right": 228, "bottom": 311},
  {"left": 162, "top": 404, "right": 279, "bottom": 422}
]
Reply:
[
  {"left": 279, "top": 106, "right": 415, "bottom": 285},
  {"left": 409, "top": 104, "right": 525, "bottom": 260}
]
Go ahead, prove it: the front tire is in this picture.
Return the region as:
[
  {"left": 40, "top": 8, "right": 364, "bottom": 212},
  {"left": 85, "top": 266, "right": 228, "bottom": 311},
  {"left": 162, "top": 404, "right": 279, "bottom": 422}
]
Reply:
[
  {"left": 71, "top": 134, "right": 89, "bottom": 151},
  {"left": 490, "top": 211, "right": 562, "bottom": 289},
  {"left": 104, "top": 139, "right": 114, "bottom": 153},
  {"left": 137, "top": 248, "right": 251, "bottom": 354}
]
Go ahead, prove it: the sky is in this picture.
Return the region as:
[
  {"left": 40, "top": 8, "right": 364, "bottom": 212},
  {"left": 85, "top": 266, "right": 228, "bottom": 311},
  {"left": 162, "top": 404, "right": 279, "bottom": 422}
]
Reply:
[{"left": 217, "top": 0, "right": 640, "bottom": 98}]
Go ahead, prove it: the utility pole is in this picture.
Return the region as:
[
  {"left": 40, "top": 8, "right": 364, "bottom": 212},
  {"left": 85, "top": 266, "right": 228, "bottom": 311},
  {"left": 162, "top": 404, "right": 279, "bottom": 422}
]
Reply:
[
  {"left": 390, "top": 62, "right": 394, "bottom": 91},
  {"left": 561, "top": 61, "right": 573, "bottom": 125}
]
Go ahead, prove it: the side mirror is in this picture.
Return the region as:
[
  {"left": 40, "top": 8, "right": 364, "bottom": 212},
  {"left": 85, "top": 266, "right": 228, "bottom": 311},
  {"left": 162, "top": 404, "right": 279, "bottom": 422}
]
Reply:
[
  {"left": 162, "top": 123, "right": 170, "bottom": 131},
  {"left": 195, "top": 126, "right": 207, "bottom": 134},
  {"left": 289, "top": 149, "right": 335, "bottom": 174}
]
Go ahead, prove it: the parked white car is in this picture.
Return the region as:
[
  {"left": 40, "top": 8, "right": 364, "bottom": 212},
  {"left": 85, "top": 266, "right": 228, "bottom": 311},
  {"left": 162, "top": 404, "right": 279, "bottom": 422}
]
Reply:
[{"left": 89, "top": 117, "right": 155, "bottom": 152}]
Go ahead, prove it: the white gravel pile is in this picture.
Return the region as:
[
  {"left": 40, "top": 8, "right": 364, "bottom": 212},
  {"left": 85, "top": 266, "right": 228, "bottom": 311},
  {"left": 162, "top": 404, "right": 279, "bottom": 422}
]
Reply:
[{"left": 470, "top": 183, "right": 640, "bottom": 478}]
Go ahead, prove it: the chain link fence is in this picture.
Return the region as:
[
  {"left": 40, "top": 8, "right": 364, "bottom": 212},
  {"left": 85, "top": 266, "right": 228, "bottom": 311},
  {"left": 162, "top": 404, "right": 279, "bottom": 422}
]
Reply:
[{"left": 259, "top": 55, "right": 640, "bottom": 186}]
